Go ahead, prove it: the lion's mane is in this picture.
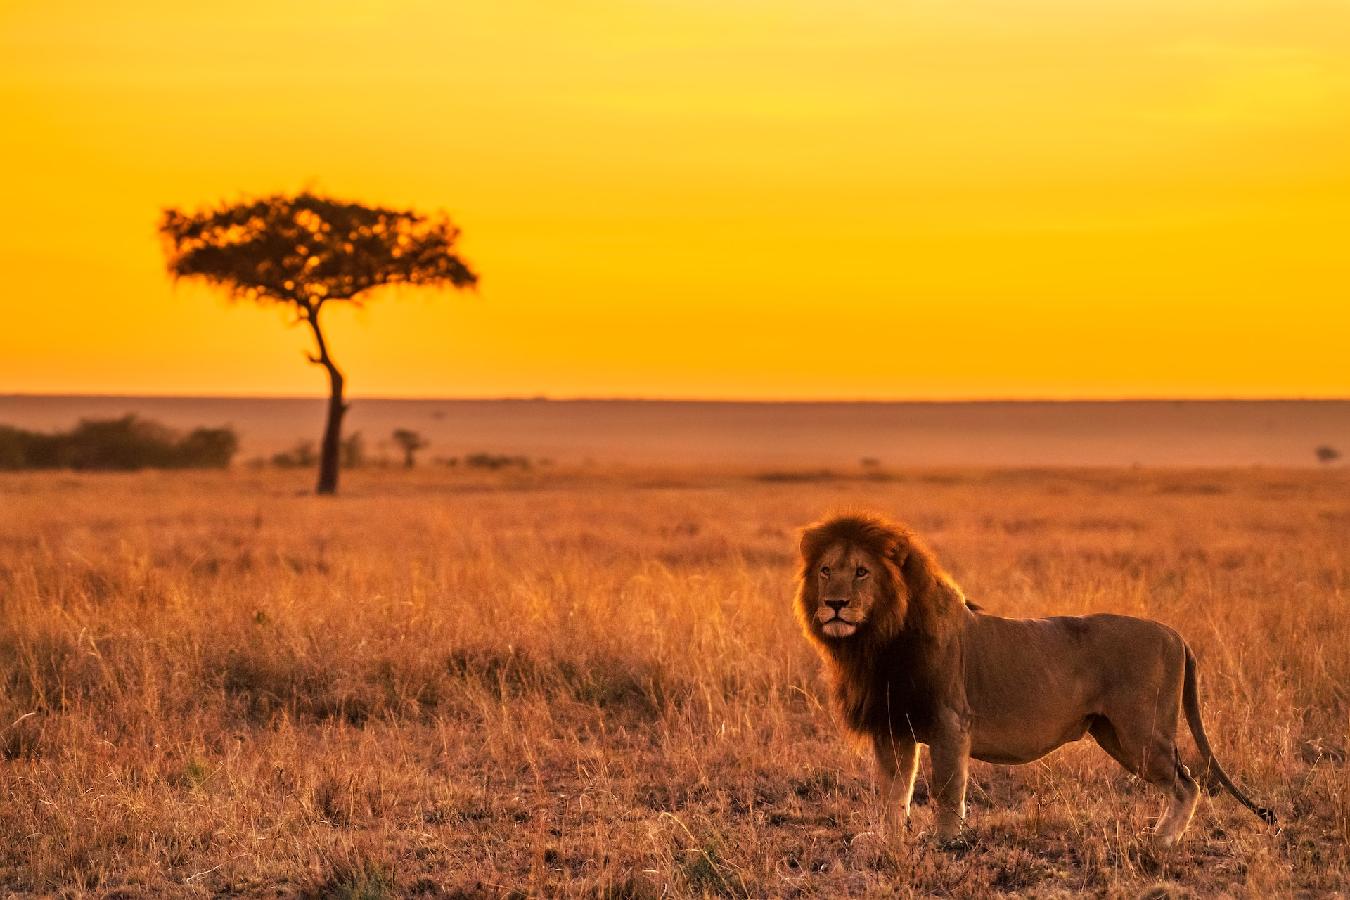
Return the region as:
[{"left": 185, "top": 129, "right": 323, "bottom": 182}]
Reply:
[{"left": 794, "top": 514, "right": 974, "bottom": 740}]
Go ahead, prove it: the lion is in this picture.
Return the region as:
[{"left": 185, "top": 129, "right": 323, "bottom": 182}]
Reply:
[{"left": 794, "top": 513, "right": 1275, "bottom": 846}]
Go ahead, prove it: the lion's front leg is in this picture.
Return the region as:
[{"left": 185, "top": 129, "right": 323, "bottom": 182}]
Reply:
[
  {"left": 873, "top": 735, "right": 919, "bottom": 840},
  {"left": 929, "top": 715, "right": 971, "bottom": 844}
]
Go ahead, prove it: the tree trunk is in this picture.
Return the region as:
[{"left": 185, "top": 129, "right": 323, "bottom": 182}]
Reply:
[
  {"left": 316, "top": 363, "right": 345, "bottom": 494},
  {"left": 304, "top": 304, "right": 347, "bottom": 495},
  {"left": 403, "top": 448, "right": 415, "bottom": 469}
]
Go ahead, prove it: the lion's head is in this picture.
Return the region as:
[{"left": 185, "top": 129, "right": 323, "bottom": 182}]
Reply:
[{"left": 795, "top": 513, "right": 968, "bottom": 650}]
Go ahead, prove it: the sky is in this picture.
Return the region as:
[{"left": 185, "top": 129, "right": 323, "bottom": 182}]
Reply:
[{"left": 3, "top": 0, "right": 1349, "bottom": 400}]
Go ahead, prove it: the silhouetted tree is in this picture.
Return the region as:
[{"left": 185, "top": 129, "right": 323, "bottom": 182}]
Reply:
[
  {"left": 392, "top": 428, "right": 427, "bottom": 468},
  {"left": 1315, "top": 445, "right": 1342, "bottom": 465},
  {"left": 160, "top": 192, "right": 478, "bottom": 494}
]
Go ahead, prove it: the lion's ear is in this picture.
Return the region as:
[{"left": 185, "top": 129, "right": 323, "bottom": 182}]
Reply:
[
  {"left": 886, "top": 538, "right": 910, "bottom": 568},
  {"left": 798, "top": 524, "right": 826, "bottom": 562}
]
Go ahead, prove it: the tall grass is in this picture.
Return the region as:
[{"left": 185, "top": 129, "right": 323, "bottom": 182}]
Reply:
[{"left": 0, "top": 467, "right": 1345, "bottom": 895}]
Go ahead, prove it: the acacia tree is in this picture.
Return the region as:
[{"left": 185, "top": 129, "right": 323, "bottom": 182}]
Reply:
[
  {"left": 160, "top": 192, "right": 477, "bottom": 494},
  {"left": 392, "top": 428, "right": 427, "bottom": 469}
]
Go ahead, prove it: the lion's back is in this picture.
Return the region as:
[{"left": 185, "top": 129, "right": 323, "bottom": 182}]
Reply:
[{"left": 964, "top": 612, "right": 1184, "bottom": 723}]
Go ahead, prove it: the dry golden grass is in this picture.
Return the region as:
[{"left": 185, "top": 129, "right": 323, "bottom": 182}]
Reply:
[{"left": 0, "top": 466, "right": 1346, "bottom": 897}]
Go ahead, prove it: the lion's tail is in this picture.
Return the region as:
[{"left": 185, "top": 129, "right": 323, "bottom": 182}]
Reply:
[{"left": 1182, "top": 644, "right": 1277, "bottom": 825}]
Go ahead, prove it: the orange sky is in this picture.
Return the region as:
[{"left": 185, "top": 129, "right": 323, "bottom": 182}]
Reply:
[{"left": 3, "top": 0, "right": 1349, "bottom": 400}]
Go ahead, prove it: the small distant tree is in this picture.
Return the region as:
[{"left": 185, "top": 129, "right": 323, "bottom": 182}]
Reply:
[
  {"left": 160, "top": 192, "right": 478, "bottom": 494},
  {"left": 392, "top": 428, "right": 427, "bottom": 468},
  {"left": 1315, "top": 445, "right": 1341, "bottom": 465}
]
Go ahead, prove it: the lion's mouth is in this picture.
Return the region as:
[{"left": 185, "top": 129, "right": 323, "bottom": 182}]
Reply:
[{"left": 821, "top": 617, "right": 858, "bottom": 638}]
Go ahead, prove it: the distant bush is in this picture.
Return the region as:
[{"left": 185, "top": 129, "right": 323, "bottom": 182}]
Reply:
[
  {"left": 464, "top": 452, "right": 531, "bottom": 470},
  {"left": 430, "top": 453, "right": 537, "bottom": 470},
  {"left": 1315, "top": 445, "right": 1341, "bottom": 465},
  {"left": 272, "top": 440, "right": 318, "bottom": 468},
  {"left": 340, "top": 431, "right": 366, "bottom": 469},
  {"left": 0, "top": 415, "right": 238, "bottom": 471},
  {"left": 172, "top": 425, "right": 239, "bottom": 468},
  {"left": 753, "top": 469, "right": 837, "bottom": 483},
  {"left": 0, "top": 427, "right": 55, "bottom": 469}
]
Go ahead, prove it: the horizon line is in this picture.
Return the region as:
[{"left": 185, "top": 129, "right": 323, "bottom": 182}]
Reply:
[{"left": 4, "top": 391, "right": 1349, "bottom": 405}]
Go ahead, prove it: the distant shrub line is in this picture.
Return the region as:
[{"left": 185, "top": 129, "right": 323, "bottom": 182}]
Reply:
[
  {"left": 262, "top": 439, "right": 535, "bottom": 471},
  {"left": 1, "top": 415, "right": 547, "bottom": 473},
  {"left": 0, "top": 415, "right": 238, "bottom": 471}
]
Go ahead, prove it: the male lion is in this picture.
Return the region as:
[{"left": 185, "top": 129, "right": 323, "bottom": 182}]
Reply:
[{"left": 794, "top": 513, "right": 1275, "bottom": 846}]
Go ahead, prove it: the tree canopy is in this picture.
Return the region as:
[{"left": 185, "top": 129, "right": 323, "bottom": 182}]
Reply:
[{"left": 160, "top": 192, "right": 478, "bottom": 308}]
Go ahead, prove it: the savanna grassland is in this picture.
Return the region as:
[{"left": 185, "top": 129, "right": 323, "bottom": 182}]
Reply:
[{"left": 0, "top": 466, "right": 1346, "bottom": 897}]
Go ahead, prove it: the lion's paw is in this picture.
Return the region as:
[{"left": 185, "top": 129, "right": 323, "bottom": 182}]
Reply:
[{"left": 935, "top": 832, "right": 975, "bottom": 855}]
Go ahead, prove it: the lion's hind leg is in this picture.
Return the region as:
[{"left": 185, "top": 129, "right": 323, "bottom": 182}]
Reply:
[
  {"left": 1090, "top": 716, "right": 1199, "bottom": 846},
  {"left": 1152, "top": 757, "right": 1201, "bottom": 846}
]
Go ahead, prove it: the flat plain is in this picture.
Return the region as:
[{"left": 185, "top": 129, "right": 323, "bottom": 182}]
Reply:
[
  {"left": 4, "top": 396, "right": 1348, "bottom": 466},
  {"left": 0, "top": 465, "right": 1346, "bottom": 897}
]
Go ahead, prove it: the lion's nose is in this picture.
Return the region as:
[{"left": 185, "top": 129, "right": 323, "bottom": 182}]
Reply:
[{"left": 825, "top": 599, "right": 849, "bottom": 612}]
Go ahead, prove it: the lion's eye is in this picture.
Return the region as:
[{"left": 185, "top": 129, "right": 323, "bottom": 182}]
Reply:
[
  {"left": 855, "top": 566, "right": 869, "bottom": 579},
  {"left": 819, "top": 566, "right": 831, "bottom": 578}
]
